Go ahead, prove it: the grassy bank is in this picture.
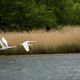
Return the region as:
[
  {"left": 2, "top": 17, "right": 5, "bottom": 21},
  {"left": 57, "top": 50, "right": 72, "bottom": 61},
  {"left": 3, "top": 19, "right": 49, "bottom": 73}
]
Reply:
[{"left": 0, "top": 26, "right": 80, "bottom": 54}]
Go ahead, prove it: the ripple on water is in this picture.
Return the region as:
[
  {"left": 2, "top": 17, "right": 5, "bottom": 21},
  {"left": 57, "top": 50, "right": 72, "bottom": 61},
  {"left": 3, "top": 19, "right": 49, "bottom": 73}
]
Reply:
[{"left": 0, "top": 54, "right": 80, "bottom": 80}]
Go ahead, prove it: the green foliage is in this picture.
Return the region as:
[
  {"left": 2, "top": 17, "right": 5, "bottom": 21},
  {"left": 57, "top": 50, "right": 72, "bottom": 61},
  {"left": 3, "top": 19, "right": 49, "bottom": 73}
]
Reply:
[
  {"left": 0, "top": 0, "right": 80, "bottom": 31},
  {"left": 72, "top": 2, "right": 80, "bottom": 24},
  {"left": 53, "top": 0, "right": 74, "bottom": 24},
  {"left": 25, "top": 4, "right": 57, "bottom": 29}
]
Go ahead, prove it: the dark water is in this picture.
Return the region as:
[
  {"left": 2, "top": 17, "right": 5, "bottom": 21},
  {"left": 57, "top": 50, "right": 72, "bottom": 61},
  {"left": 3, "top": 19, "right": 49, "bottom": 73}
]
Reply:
[{"left": 0, "top": 54, "right": 80, "bottom": 80}]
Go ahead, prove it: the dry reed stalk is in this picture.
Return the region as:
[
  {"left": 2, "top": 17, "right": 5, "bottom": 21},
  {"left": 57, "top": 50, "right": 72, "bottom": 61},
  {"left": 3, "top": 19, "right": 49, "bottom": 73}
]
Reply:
[{"left": 0, "top": 26, "right": 80, "bottom": 53}]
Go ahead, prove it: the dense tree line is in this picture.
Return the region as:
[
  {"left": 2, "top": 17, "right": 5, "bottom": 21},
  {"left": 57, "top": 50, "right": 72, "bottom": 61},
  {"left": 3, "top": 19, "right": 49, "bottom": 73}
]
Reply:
[{"left": 0, "top": 0, "right": 80, "bottom": 31}]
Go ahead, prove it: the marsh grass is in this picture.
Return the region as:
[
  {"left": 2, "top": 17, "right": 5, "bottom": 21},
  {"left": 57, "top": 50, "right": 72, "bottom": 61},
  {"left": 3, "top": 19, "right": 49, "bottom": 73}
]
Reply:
[{"left": 0, "top": 26, "right": 80, "bottom": 54}]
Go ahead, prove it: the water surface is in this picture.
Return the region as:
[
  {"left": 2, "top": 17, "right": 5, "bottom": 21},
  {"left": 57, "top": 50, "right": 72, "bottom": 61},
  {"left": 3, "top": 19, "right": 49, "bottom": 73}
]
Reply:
[{"left": 0, "top": 54, "right": 80, "bottom": 80}]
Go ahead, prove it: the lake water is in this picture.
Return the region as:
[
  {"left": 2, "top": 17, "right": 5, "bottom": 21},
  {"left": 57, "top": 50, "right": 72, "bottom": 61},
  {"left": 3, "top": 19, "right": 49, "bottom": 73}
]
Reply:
[{"left": 0, "top": 54, "right": 80, "bottom": 80}]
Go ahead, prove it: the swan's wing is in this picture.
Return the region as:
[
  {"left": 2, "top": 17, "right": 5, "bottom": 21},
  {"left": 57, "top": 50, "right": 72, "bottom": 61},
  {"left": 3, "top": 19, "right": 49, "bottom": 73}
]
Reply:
[
  {"left": 2, "top": 37, "right": 8, "bottom": 47},
  {"left": 22, "top": 43, "right": 29, "bottom": 52},
  {"left": 0, "top": 39, "right": 6, "bottom": 48}
]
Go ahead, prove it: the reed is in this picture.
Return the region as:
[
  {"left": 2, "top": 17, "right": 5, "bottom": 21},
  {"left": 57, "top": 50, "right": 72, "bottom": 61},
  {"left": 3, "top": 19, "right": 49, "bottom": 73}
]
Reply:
[{"left": 0, "top": 26, "right": 80, "bottom": 54}]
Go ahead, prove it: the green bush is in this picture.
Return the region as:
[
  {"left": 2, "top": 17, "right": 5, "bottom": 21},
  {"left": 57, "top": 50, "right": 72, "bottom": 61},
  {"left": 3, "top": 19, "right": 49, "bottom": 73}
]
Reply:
[{"left": 0, "top": 0, "right": 80, "bottom": 31}]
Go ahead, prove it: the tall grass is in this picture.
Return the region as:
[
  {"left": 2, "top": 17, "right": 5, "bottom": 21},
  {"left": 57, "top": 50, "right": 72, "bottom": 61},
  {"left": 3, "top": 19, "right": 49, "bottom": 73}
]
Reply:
[{"left": 0, "top": 26, "right": 80, "bottom": 54}]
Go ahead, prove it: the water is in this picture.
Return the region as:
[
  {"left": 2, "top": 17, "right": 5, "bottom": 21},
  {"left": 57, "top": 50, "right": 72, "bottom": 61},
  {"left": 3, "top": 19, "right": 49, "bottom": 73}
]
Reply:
[{"left": 0, "top": 54, "right": 80, "bottom": 80}]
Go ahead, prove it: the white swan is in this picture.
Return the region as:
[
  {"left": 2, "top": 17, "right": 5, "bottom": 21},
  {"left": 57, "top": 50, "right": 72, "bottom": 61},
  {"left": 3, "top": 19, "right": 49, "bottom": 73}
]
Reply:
[
  {"left": 20, "top": 41, "right": 37, "bottom": 52},
  {"left": 0, "top": 37, "right": 16, "bottom": 50}
]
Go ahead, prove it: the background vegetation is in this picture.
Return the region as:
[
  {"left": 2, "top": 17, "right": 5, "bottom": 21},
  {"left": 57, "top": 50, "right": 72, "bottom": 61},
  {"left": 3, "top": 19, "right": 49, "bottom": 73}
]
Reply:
[
  {"left": 0, "top": 0, "right": 80, "bottom": 32},
  {"left": 0, "top": 27, "right": 80, "bottom": 54}
]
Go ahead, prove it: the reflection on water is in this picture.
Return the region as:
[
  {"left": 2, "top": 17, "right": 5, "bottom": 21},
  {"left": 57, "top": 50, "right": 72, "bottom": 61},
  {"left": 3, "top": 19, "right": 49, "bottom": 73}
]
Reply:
[{"left": 0, "top": 54, "right": 80, "bottom": 80}]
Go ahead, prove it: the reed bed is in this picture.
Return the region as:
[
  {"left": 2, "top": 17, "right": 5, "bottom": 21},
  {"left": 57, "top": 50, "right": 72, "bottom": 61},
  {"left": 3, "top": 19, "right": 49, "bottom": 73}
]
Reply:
[{"left": 0, "top": 26, "right": 80, "bottom": 54}]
